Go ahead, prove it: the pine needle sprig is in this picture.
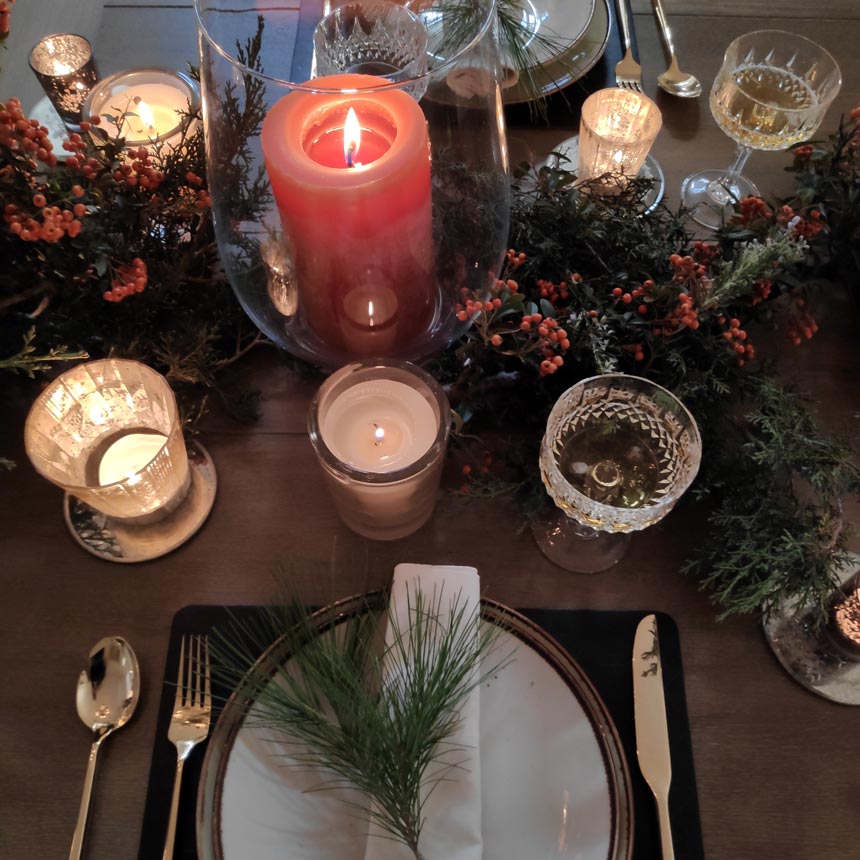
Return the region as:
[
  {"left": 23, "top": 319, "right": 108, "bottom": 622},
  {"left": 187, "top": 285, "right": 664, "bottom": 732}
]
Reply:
[{"left": 211, "top": 590, "right": 510, "bottom": 860}]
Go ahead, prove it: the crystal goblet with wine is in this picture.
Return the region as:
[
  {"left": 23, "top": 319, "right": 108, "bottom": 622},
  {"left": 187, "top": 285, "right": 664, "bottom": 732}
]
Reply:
[
  {"left": 532, "top": 375, "right": 701, "bottom": 573},
  {"left": 682, "top": 30, "right": 841, "bottom": 230}
]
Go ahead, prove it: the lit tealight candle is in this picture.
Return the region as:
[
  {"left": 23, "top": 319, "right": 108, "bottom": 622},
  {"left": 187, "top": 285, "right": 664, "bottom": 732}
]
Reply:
[
  {"left": 309, "top": 360, "right": 450, "bottom": 540},
  {"left": 97, "top": 431, "right": 168, "bottom": 487},
  {"left": 578, "top": 88, "right": 662, "bottom": 187},
  {"left": 83, "top": 69, "right": 200, "bottom": 148}
]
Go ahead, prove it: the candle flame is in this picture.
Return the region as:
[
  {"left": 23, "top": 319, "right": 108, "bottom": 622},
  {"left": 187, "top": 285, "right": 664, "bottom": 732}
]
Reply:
[
  {"left": 367, "top": 300, "right": 375, "bottom": 327},
  {"left": 373, "top": 424, "right": 385, "bottom": 445},
  {"left": 138, "top": 99, "right": 155, "bottom": 131},
  {"left": 344, "top": 107, "right": 361, "bottom": 166}
]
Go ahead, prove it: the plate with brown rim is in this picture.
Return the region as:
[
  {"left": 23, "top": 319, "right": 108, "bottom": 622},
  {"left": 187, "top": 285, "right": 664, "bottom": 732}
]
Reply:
[{"left": 196, "top": 594, "right": 633, "bottom": 860}]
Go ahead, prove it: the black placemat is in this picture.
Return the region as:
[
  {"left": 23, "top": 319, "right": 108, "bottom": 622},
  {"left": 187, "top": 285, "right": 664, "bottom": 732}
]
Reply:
[{"left": 139, "top": 606, "right": 704, "bottom": 860}]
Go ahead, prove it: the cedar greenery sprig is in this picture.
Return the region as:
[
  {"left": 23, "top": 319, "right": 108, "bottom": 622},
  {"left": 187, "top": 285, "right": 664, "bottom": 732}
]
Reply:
[{"left": 211, "top": 589, "right": 509, "bottom": 860}]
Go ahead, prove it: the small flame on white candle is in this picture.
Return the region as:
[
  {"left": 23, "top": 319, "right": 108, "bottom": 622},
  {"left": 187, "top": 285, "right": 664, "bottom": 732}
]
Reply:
[
  {"left": 368, "top": 300, "right": 375, "bottom": 327},
  {"left": 344, "top": 107, "right": 361, "bottom": 167},
  {"left": 373, "top": 423, "right": 385, "bottom": 446},
  {"left": 137, "top": 99, "right": 155, "bottom": 131}
]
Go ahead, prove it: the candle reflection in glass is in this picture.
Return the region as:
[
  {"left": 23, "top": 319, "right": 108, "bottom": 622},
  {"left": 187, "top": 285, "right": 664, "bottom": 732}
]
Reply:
[
  {"left": 578, "top": 88, "right": 662, "bottom": 187},
  {"left": 308, "top": 359, "right": 449, "bottom": 540},
  {"left": 29, "top": 34, "right": 99, "bottom": 128},
  {"left": 24, "top": 359, "right": 216, "bottom": 562}
]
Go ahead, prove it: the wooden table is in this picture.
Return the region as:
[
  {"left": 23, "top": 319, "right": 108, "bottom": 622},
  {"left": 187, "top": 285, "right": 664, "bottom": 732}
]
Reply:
[{"left": 2, "top": 1, "right": 860, "bottom": 858}]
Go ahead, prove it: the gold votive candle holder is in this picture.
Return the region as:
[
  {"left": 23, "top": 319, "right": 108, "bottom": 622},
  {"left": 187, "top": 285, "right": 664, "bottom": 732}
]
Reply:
[
  {"left": 29, "top": 34, "right": 99, "bottom": 128},
  {"left": 578, "top": 88, "right": 662, "bottom": 186},
  {"left": 308, "top": 359, "right": 450, "bottom": 540},
  {"left": 24, "top": 359, "right": 216, "bottom": 562}
]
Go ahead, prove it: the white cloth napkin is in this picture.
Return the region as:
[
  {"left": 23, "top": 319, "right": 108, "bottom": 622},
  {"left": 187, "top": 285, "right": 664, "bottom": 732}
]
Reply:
[{"left": 363, "top": 562, "right": 483, "bottom": 860}]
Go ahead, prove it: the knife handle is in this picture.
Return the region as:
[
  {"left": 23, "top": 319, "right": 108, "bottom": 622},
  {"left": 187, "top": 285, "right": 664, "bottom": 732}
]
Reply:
[{"left": 655, "top": 791, "right": 675, "bottom": 860}]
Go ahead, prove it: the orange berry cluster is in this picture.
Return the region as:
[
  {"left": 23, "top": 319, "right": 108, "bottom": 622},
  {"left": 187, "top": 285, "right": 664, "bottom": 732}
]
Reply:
[
  {"left": 669, "top": 253, "right": 709, "bottom": 286},
  {"left": 751, "top": 278, "right": 772, "bottom": 305},
  {"left": 4, "top": 197, "right": 85, "bottom": 242},
  {"left": 737, "top": 196, "right": 773, "bottom": 226},
  {"left": 515, "top": 313, "right": 570, "bottom": 376},
  {"left": 718, "top": 316, "right": 755, "bottom": 365},
  {"left": 775, "top": 204, "right": 823, "bottom": 240},
  {"left": 692, "top": 240, "right": 719, "bottom": 267},
  {"left": 623, "top": 342, "right": 646, "bottom": 362},
  {"left": 456, "top": 295, "right": 502, "bottom": 322},
  {"left": 793, "top": 143, "right": 815, "bottom": 165},
  {"left": 786, "top": 297, "right": 818, "bottom": 345},
  {"left": 112, "top": 147, "right": 164, "bottom": 191},
  {"left": 611, "top": 280, "right": 650, "bottom": 315},
  {"left": 104, "top": 258, "right": 147, "bottom": 302},
  {"left": 504, "top": 248, "right": 526, "bottom": 270},
  {"left": 0, "top": 97, "right": 57, "bottom": 167},
  {"left": 537, "top": 276, "right": 577, "bottom": 306}
]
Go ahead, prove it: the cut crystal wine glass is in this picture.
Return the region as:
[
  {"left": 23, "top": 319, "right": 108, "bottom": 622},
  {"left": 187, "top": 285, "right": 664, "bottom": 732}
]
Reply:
[
  {"left": 681, "top": 30, "right": 841, "bottom": 230},
  {"left": 533, "top": 374, "right": 701, "bottom": 573}
]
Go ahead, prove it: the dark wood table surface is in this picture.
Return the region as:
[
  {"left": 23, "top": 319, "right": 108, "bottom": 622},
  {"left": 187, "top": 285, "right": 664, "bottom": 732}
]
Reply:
[{"left": 2, "top": 1, "right": 860, "bottom": 858}]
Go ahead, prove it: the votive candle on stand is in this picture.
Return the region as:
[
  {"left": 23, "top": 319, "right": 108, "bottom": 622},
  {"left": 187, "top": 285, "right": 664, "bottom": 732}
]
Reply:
[
  {"left": 308, "top": 359, "right": 450, "bottom": 540},
  {"left": 261, "top": 74, "right": 435, "bottom": 360},
  {"left": 578, "top": 88, "right": 662, "bottom": 186},
  {"left": 83, "top": 68, "right": 200, "bottom": 148},
  {"left": 25, "top": 359, "right": 190, "bottom": 523},
  {"left": 29, "top": 34, "right": 99, "bottom": 128}
]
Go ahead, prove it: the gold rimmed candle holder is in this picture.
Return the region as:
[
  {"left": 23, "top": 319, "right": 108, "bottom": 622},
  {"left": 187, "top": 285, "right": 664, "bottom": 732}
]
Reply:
[{"left": 24, "top": 359, "right": 216, "bottom": 563}]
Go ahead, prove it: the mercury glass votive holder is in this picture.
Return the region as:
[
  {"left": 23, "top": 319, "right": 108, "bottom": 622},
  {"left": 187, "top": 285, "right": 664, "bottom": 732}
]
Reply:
[
  {"left": 308, "top": 359, "right": 450, "bottom": 540},
  {"left": 578, "top": 88, "right": 662, "bottom": 186},
  {"left": 25, "top": 359, "right": 217, "bottom": 562},
  {"left": 29, "top": 34, "right": 99, "bottom": 128}
]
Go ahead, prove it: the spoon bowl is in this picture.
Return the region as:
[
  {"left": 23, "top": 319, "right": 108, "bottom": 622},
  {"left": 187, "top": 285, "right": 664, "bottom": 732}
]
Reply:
[
  {"left": 657, "top": 58, "right": 703, "bottom": 99},
  {"left": 69, "top": 637, "right": 140, "bottom": 860}
]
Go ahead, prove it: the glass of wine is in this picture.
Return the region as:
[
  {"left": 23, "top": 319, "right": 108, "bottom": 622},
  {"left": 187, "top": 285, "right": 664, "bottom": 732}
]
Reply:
[
  {"left": 532, "top": 375, "right": 701, "bottom": 573},
  {"left": 681, "top": 30, "right": 841, "bottom": 230}
]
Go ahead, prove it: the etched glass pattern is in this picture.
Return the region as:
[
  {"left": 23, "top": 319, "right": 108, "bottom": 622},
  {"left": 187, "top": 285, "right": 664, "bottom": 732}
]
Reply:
[
  {"left": 25, "top": 359, "right": 190, "bottom": 521},
  {"left": 540, "top": 375, "right": 701, "bottom": 533}
]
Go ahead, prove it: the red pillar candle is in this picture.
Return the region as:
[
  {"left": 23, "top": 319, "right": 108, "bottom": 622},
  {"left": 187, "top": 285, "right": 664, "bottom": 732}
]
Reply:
[{"left": 261, "top": 74, "right": 435, "bottom": 359}]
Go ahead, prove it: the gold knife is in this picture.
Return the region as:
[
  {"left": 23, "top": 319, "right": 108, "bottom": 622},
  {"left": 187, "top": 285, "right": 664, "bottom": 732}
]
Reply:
[{"left": 633, "top": 614, "right": 675, "bottom": 860}]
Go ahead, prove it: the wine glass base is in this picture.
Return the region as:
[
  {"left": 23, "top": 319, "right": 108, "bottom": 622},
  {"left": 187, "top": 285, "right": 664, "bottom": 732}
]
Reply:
[
  {"left": 762, "top": 554, "right": 860, "bottom": 705},
  {"left": 63, "top": 439, "right": 217, "bottom": 563},
  {"left": 680, "top": 169, "right": 760, "bottom": 230},
  {"left": 531, "top": 508, "right": 632, "bottom": 574}
]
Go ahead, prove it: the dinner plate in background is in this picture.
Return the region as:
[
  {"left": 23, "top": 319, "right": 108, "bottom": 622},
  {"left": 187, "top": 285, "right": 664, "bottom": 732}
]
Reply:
[
  {"left": 503, "top": 0, "right": 611, "bottom": 104},
  {"left": 197, "top": 596, "right": 633, "bottom": 860}
]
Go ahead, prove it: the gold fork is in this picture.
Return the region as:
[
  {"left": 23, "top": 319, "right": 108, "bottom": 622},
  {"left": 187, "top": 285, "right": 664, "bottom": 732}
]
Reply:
[
  {"left": 614, "top": 0, "right": 643, "bottom": 92},
  {"left": 163, "top": 635, "right": 211, "bottom": 860}
]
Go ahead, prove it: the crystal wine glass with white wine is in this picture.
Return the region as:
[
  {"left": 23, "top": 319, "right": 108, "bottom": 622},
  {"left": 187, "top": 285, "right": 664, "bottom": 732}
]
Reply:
[
  {"left": 681, "top": 30, "right": 841, "bottom": 230},
  {"left": 532, "top": 375, "right": 701, "bottom": 573}
]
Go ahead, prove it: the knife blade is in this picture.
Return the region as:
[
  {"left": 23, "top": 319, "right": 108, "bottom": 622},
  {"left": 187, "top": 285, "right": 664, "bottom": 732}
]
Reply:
[{"left": 633, "top": 614, "right": 675, "bottom": 860}]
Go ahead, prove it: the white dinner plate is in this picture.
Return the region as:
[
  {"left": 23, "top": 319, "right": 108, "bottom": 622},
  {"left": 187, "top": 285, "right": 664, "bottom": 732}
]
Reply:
[
  {"left": 503, "top": 0, "right": 611, "bottom": 104},
  {"left": 197, "top": 597, "right": 633, "bottom": 860}
]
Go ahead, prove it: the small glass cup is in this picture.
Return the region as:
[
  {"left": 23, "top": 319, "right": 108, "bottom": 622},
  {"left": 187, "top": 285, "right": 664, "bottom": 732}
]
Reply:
[
  {"left": 24, "top": 359, "right": 216, "bottom": 562},
  {"left": 314, "top": 1, "right": 429, "bottom": 86},
  {"left": 308, "top": 359, "right": 450, "bottom": 540},
  {"left": 29, "top": 34, "right": 99, "bottom": 128},
  {"left": 578, "top": 88, "right": 662, "bottom": 188},
  {"left": 83, "top": 68, "right": 200, "bottom": 148}
]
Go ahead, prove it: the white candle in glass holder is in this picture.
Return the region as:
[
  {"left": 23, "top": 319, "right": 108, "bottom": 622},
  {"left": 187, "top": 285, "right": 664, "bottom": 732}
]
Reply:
[
  {"left": 309, "top": 361, "right": 449, "bottom": 540},
  {"left": 83, "top": 69, "right": 199, "bottom": 149},
  {"left": 25, "top": 359, "right": 190, "bottom": 523}
]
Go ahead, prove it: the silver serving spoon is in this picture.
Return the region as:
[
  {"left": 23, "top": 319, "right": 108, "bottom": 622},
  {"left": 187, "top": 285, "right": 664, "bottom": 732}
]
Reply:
[
  {"left": 651, "top": 0, "right": 702, "bottom": 98},
  {"left": 69, "top": 637, "right": 140, "bottom": 860}
]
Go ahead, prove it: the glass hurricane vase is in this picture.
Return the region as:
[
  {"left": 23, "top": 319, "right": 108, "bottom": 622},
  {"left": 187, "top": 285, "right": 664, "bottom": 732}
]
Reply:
[{"left": 195, "top": 0, "right": 510, "bottom": 369}]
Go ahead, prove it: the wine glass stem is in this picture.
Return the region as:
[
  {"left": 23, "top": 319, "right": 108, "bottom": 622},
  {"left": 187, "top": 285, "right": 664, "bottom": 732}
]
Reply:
[{"left": 725, "top": 145, "right": 752, "bottom": 192}]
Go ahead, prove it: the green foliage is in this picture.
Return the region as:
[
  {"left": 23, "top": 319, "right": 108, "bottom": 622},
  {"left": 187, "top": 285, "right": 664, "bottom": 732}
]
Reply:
[{"left": 211, "top": 590, "right": 507, "bottom": 859}]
